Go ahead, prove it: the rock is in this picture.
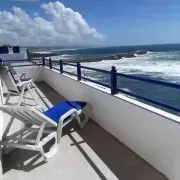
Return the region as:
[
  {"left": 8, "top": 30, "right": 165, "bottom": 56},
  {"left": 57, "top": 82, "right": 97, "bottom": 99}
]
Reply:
[
  {"left": 123, "top": 53, "right": 136, "bottom": 58},
  {"left": 135, "top": 50, "right": 147, "bottom": 55},
  {"left": 31, "top": 52, "right": 57, "bottom": 58}
]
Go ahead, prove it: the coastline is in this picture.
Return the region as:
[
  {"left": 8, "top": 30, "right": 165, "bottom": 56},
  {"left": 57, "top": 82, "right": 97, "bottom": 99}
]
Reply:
[{"left": 31, "top": 50, "right": 148, "bottom": 63}]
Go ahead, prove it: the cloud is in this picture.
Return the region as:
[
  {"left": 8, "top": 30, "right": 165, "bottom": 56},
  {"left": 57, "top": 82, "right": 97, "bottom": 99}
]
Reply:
[
  {"left": 0, "top": 1, "right": 104, "bottom": 46},
  {"left": 33, "top": 12, "right": 39, "bottom": 17}
]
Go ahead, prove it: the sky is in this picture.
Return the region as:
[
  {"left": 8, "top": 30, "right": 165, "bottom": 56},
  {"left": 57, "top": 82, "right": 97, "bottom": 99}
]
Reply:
[{"left": 1, "top": 0, "right": 180, "bottom": 47}]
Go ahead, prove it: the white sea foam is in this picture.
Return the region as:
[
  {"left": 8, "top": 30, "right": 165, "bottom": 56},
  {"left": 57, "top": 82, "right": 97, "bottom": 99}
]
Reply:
[
  {"left": 34, "top": 51, "right": 52, "bottom": 54},
  {"left": 51, "top": 48, "right": 78, "bottom": 52},
  {"left": 50, "top": 54, "right": 77, "bottom": 60},
  {"left": 81, "top": 51, "right": 180, "bottom": 83},
  {"left": 147, "top": 51, "right": 152, "bottom": 54},
  {"left": 50, "top": 47, "right": 88, "bottom": 52},
  {"left": 61, "top": 54, "right": 79, "bottom": 57}
]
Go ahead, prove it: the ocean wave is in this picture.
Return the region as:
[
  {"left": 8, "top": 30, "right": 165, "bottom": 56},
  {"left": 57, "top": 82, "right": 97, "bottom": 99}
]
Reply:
[
  {"left": 147, "top": 51, "right": 152, "bottom": 54},
  {"left": 61, "top": 54, "right": 79, "bottom": 57},
  {"left": 34, "top": 51, "right": 52, "bottom": 54},
  {"left": 82, "top": 50, "right": 180, "bottom": 83},
  {"left": 50, "top": 54, "right": 77, "bottom": 60},
  {"left": 50, "top": 47, "right": 89, "bottom": 52},
  {"left": 49, "top": 50, "right": 180, "bottom": 84},
  {"left": 51, "top": 48, "right": 78, "bottom": 52}
]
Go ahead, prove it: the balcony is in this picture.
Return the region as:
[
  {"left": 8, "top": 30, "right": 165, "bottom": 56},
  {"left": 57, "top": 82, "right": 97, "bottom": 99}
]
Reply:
[
  {"left": 1, "top": 80, "right": 167, "bottom": 180},
  {"left": 1, "top": 61, "right": 180, "bottom": 180}
]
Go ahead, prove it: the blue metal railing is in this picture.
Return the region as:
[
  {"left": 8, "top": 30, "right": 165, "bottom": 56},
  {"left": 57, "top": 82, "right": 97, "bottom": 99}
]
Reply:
[
  {"left": 42, "top": 57, "right": 180, "bottom": 114},
  {"left": 116, "top": 72, "right": 180, "bottom": 90},
  {"left": 81, "top": 65, "right": 111, "bottom": 74}
]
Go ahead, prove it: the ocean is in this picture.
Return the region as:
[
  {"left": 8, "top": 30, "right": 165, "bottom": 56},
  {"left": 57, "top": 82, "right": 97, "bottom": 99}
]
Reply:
[{"left": 32, "top": 44, "right": 180, "bottom": 114}]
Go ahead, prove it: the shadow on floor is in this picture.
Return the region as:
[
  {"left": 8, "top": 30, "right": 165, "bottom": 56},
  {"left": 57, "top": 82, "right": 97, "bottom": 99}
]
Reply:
[
  {"left": 3, "top": 131, "right": 67, "bottom": 173},
  {"left": 3, "top": 149, "right": 45, "bottom": 173},
  {"left": 68, "top": 121, "right": 168, "bottom": 180},
  {"left": 35, "top": 82, "right": 66, "bottom": 105}
]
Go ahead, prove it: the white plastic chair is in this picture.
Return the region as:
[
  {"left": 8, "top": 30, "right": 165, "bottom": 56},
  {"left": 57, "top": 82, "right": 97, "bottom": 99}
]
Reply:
[
  {"left": 0, "top": 65, "right": 38, "bottom": 106},
  {"left": 0, "top": 101, "right": 89, "bottom": 161}
]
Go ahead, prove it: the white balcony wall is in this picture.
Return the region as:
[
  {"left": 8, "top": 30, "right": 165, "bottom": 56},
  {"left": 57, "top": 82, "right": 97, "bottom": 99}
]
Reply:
[
  {"left": 0, "top": 47, "right": 27, "bottom": 61},
  {"left": 0, "top": 53, "right": 25, "bottom": 61},
  {"left": 43, "top": 67, "right": 180, "bottom": 180},
  {"left": 0, "top": 78, "right": 3, "bottom": 179},
  {"left": 14, "top": 66, "right": 44, "bottom": 82}
]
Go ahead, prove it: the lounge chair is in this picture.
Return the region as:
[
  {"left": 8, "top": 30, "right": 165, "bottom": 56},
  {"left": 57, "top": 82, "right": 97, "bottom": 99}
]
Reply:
[
  {"left": 0, "top": 101, "right": 89, "bottom": 161},
  {"left": 5, "top": 62, "right": 41, "bottom": 83},
  {"left": 0, "top": 65, "right": 38, "bottom": 106}
]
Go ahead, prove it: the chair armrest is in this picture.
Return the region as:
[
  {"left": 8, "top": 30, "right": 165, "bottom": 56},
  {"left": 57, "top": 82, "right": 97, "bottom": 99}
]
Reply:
[
  {"left": 20, "top": 72, "right": 28, "bottom": 75},
  {"left": 60, "top": 108, "right": 77, "bottom": 122},
  {"left": 16, "top": 79, "right": 33, "bottom": 87},
  {"left": 20, "top": 72, "right": 28, "bottom": 80},
  {"left": 13, "top": 73, "right": 29, "bottom": 81}
]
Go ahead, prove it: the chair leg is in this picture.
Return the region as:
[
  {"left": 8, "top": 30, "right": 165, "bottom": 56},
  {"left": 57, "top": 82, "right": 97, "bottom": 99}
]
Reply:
[
  {"left": 2, "top": 116, "right": 14, "bottom": 139},
  {"left": 57, "top": 122, "right": 63, "bottom": 144},
  {"left": 80, "top": 105, "right": 91, "bottom": 128},
  {"left": 20, "top": 122, "right": 26, "bottom": 138},
  {"left": 27, "top": 85, "right": 38, "bottom": 105},
  {"left": 76, "top": 112, "right": 89, "bottom": 128},
  {"left": 18, "top": 85, "right": 26, "bottom": 106},
  {"left": 76, "top": 115, "right": 83, "bottom": 128},
  {"left": 39, "top": 132, "right": 58, "bottom": 162},
  {"left": 40, "top": 144, "right": 58, "bottom": 162},
  {"left": 40, "top": 149, "right": 48, "bottom": 162},
  {"left": 5, "top": 92, "right": 11, "bottom": 105},
  {"left": 81, "top": 112, "right": 89, "bottom": 128}
]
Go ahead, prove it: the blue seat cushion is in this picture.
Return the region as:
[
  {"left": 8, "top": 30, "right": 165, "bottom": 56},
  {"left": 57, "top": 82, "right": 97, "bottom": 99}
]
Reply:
[{"left": 43, "top": 101, "right": 87, "bottom": 123}]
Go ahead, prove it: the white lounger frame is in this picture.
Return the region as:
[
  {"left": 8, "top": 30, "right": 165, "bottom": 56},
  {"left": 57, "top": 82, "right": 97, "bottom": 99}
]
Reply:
[
  {"left": 0, "top": 66, "right": 38, "bottom": 106},
  {"left": 0, "top": 105, "right": 89, "bottom": 161}
]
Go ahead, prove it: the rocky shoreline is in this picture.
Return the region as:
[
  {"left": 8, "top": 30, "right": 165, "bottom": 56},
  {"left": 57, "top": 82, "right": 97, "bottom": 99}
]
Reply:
[
  {"left": 68, "top": 50, "right": 148, "bottom": 63},
  {"left": 32, "top": 50, "right": 148, "bottom": 63}
]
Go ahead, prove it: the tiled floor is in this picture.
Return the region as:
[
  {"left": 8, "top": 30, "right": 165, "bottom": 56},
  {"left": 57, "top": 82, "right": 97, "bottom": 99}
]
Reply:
[{"left": 2, "top": 82, "right": 168, "bottom": 180}]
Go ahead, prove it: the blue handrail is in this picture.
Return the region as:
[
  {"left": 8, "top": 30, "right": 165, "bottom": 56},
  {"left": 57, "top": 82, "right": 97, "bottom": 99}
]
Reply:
[
  {"left": 63, "top": 70, "right": 77, "bottom": 76},
  {"left": 41, "top": 58, "right": 180, "bottom": 114},
  {"left": 63, "top": 62, "right": 77, "bottom": 67},
  {"left": 81, "top": 65, "right": 111, "bottom": 74},
  {"left": 81, "top": 76, "right": 111, "bottom": 88},
  {"left": 116, "top": 72, "right": 180, "bottom": 90},
  {"left": 117, "top": 88, "right": 180, "bottom": 112}
]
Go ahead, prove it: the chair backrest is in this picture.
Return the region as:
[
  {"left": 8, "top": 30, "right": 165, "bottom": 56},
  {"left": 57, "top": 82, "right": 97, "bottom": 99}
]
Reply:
[
  {"left": 4, "top": 62, "right": 17, "bottom": 76},
  {"left": 9, "top": 62, "right": 41, "bottom": 83},
  {"left": 0, "top": 105, "right": 57, "bottom": 127},
  {"left": 0, "top": 65, "right": 20, "bottom": 93}
]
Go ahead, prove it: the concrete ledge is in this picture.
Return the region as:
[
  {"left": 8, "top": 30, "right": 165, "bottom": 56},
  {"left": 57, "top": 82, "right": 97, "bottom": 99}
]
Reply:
[{"left": 43, "top": 67, "right": 180, "bottom": 180}]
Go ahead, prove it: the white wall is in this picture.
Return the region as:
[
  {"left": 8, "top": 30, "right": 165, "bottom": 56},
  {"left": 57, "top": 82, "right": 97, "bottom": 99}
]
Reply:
[
  {"left": 43, "top": 67, "right": 180, "bottom": 180},
  {"left": 15, "top": 66, "right": 44, "bottom": 82},
  {"left": 0, "top": 78, "right": 3, "bottom": 179},
  {"left": 0, "top": 53, "right": 25, "bottom": 61},
  {"left": 0, "top": 47, "right": 28, "bottom": 61}
]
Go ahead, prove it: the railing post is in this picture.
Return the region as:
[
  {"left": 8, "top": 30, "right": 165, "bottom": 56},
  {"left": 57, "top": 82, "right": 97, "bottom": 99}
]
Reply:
[
  {"left": 49, "top": 58, "right": 52, "bottom": 69},
  {"left": 26, "top": 48, "right": 31, "bottom": 62},
  {"left": 42, "top": 57, "right": 45, "bottom": 66},
  {"left": 111, "top": 66, "right": 117, "bottom": 95},
  {"left": 0, "top": 59, "right": 2, "bottom": 66},
  {"left": 60, "top": 59, "right": 63, "bottom": 73},
  {"left": 77, "top": 62, "right": 81, "bottom": 81}
]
